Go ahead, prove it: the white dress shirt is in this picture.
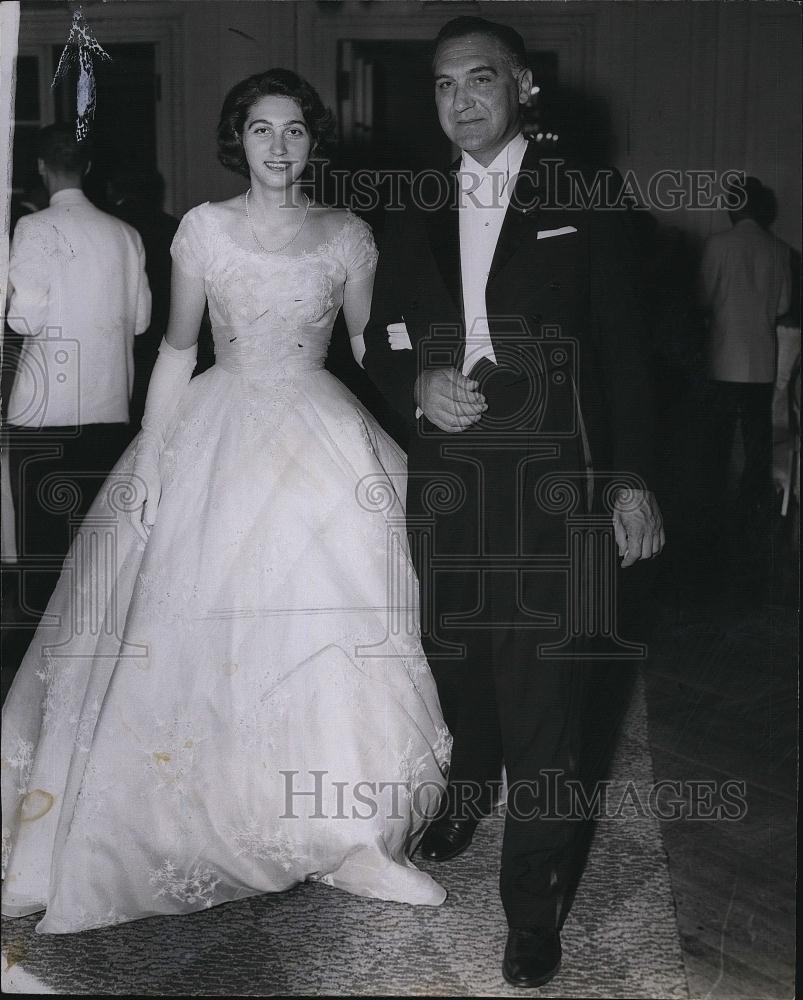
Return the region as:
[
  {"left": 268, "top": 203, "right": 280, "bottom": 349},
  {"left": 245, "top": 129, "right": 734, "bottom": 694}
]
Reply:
[
  {"left": 458, "top": 132, "right": 528, "bottom": 375},
  {"left": 7, "top": 188, "right": 151, "bottom": 427}
]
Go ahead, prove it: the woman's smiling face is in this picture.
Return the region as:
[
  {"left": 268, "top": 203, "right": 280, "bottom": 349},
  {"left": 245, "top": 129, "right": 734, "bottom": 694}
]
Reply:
[{"left": 241, "top": 95, "right": 312, "bottom": 188}]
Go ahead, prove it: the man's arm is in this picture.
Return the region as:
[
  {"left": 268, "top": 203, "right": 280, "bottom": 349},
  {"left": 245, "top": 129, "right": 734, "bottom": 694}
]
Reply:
[
  {"left": 6, "top": 217, "right": 50, "bottom": 336},
  {"left": 588, "top": 207, "right": 664, "bottom": 565},
  {"left": 361, "top": 208, "right": 419, "bottom": 422},
  {"left": 362, "top": 209, "right": 486, "bottom": 432}
]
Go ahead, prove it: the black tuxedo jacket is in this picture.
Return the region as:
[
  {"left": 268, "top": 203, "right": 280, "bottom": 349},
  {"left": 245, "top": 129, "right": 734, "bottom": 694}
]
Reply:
[{"left": 363, "top": 143, "right": 656, "bottom": 513}]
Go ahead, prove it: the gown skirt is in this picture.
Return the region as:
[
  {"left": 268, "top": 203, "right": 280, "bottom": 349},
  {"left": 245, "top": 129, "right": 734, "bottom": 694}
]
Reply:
[{"left": 1, "top": 358, "right": 451, "bottom": 933}]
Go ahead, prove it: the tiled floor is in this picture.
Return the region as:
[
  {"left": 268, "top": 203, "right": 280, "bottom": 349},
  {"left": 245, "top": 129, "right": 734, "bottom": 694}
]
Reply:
[{"left": 642, "top": 504, "right": 797, "bottom": 1000}]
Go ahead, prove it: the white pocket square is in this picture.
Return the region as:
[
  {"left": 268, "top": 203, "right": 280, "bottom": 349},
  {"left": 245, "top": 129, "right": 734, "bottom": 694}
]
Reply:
[
  {"left": 537, "top": 226, "right": 578, "bottom": 240},
  {"left": 387, "top": 320, "right": 413, "bottom": 351}
]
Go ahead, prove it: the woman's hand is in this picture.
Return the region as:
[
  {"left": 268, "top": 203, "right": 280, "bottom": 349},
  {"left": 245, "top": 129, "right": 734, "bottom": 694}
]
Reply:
[{"left": 128, "top": 443, "right": 161, "bottom": 542}]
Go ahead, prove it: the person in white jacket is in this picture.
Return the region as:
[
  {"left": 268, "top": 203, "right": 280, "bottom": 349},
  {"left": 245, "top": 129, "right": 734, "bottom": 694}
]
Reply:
[{"left": 6, "top": 124, "right": 151, "bottom": 616}]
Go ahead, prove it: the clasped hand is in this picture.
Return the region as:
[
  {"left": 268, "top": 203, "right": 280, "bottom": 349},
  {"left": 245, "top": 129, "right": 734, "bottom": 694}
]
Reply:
[{"left": 414, "top": 368, "right": 487, "bottom": 433}]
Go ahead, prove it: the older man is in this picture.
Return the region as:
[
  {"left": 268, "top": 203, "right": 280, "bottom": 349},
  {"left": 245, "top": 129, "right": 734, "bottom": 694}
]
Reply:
[{"left": 363, "top": 15, "right": 663, "bottom": 987}]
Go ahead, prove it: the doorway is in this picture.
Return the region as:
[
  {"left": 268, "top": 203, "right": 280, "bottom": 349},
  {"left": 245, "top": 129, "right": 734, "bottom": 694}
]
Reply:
[
  {"left": 338, "top": 39, "right": 451, "bottom": 173},
  {"left": 50, "top": 42, "right": 159, "bottom": 210}
]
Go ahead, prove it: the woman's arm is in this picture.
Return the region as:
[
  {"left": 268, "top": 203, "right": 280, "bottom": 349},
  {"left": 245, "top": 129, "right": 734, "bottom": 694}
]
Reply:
[
  {"left": 130, "top": 261, "right": 206, "bottom": 535},
  {"left": 163, "top": 260, "right": 208, "bottom": 350},
  {"left": 342, "top": 270, "right": 374, "bottom": 369}
]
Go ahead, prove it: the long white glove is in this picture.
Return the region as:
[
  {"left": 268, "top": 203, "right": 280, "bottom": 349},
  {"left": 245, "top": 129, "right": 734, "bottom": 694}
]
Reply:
[{"left": 130, "top": 337, "right": 197, "bottom": 536}]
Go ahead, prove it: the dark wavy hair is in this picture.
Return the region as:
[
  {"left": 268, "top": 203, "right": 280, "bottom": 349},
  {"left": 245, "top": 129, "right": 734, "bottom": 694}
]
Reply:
[{"left": 217, "top": 68, "right": 336, "bottom": 178}]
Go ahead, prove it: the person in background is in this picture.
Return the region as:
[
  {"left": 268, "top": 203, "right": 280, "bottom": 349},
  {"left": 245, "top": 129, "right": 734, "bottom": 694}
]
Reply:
[
  {"left": 700, "top": 176, "right": 792, "bottom": 560},
  {"left": 106, "top": 167, "right": 180, "bottom": 430},
  {"left": 4, "top": 179, "right": 48, "bottom": 428},
  {"left": 5, "top": 124, "right": 151, "bottom": 617},
  {"left": 772, "top": 246, "right": 800, "bottom": 506}
]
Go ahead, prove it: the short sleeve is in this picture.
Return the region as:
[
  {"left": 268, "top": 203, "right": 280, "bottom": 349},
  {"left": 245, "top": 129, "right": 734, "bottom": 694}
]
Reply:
[
  {"left": 340, "top": 212, "right": 379, "bottom": 284},
  {"left": 170, "top": 205, "right": 210, "bottom": 278}
]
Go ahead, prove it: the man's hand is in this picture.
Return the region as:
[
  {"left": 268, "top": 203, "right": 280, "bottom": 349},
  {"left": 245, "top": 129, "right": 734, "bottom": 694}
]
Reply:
[
  {"left": 414, "top": 368, "right": 487, "bottom": 433},
  {"left": 612, "top": 488, "right": 665, "bottom": 568}
]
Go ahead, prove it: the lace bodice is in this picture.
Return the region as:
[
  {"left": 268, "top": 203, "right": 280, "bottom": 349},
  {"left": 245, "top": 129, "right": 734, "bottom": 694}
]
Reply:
[{"left": 170, "top": 202, "right": 377, "bottom": 379}]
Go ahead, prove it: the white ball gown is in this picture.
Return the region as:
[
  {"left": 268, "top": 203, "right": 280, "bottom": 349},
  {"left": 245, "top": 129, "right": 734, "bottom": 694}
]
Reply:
[{"left": 1, "top": 204, "right": 451, "bottom": 933}]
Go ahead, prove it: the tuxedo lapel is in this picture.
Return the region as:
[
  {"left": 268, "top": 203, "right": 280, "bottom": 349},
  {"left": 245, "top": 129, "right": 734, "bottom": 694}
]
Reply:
[
  {"left": 423, "top": 162, "right": 463, "bottom": 317},
  {"left": 488, "top": 143, "right": 543, "bottom": 284}
]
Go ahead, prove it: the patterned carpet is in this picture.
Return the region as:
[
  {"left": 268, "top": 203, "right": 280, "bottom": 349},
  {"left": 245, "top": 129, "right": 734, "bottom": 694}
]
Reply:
[{"left": 2, "top": 671, "right": 688, "bottom": 997}]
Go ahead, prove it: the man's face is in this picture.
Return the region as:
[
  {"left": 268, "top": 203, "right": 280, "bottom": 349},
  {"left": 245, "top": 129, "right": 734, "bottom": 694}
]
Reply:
[{"left": 433, "top": 33, "right": 532, "bottom": 166}]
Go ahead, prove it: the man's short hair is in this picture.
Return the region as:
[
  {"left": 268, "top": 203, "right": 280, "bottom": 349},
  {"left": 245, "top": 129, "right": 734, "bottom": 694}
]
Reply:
[
  {"left": 433, "top": 16, "right": 528, "bottom": 74},
  {"left": 724, "top": 175, "right": 764, "bottom": 221},
  {"left": 36, "top": 124, "right": 90, "bottom": 174}
]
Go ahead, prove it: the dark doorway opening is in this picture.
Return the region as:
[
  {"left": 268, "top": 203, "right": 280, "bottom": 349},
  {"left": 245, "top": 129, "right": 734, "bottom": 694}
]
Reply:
[{"left": 337, "top": 39, "right": 451, "bottom": 173}]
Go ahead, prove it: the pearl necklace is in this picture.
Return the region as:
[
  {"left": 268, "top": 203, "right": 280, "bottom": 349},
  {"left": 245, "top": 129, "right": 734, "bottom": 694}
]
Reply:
[{"left": 245, "top": 188, "right": 311, "bottom": 254}]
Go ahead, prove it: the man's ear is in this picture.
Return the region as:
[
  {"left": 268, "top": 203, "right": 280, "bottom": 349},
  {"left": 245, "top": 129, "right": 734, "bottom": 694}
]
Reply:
[
  {"left": 83, "top": 160, "right": 92, "bottom": 177},
  {"left": 36, "top": 157, "right": 46, "bottom": 177},
  {"left": 517, "top": 68, "right": 533, "bottom": 106}
]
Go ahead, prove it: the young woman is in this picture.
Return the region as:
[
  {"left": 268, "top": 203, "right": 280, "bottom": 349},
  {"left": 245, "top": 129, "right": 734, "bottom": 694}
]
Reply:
[{"left": 2, "top": 69, "right": 450, "bottom": 933}]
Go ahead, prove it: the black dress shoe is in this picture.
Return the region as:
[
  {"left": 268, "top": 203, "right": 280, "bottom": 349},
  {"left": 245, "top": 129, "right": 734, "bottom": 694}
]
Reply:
[
  {"left": 502, "top": 927, "right": 562, "bottom": 988},
  {"left": 418, "top": 816, "right": 478, "bottom": 861}
]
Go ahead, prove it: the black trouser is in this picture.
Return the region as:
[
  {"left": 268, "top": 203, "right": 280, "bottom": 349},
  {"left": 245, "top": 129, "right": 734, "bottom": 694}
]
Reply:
[
  {"left": 409, "top": 386, "right": 595, "bottom": 930},
  {"left": 708, "top": 380, "right": 774, "bottom": 515},
  {"left": 416, "top": 523, "right": 590, "bottom": 931},
  {"left": 8, "top": 422, "right": 130, "bottom": 617}
]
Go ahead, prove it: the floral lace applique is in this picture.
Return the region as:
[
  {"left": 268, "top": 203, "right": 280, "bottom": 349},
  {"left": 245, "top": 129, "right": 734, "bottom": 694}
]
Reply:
[
  {"left": 227, "top": 824, "right": 308, "bottom": 872},
  {"left": 70, "top": 904, "right": 136, "bottom": 932},
  {"left": 149, "top": 858, "right": 221, "bottom": 908},
  {"left": 432, "top": 724, "right": 453, "bottom": 774},
  {"left": 4, "top": 736, "right": 35, "bottom": 797},
  {"left": 36, "top": 653, "right": 83, "bottom": 740},
  {"left": 396, "top": 734, "right": 430, "bottom": 791}
]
